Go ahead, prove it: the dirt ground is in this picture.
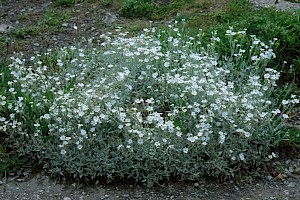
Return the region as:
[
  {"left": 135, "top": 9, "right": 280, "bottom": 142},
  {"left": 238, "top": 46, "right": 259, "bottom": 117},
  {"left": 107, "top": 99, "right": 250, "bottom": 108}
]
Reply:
[
  {"left": 1, "top": 0, "right": 300, "bottom": 199},
  {"left": 1, "top": 170, "right": 300, "bottom": 200}
]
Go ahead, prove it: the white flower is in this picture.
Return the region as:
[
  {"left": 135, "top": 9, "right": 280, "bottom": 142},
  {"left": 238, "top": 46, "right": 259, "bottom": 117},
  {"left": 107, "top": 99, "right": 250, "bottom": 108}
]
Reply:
[
  {"left": 247, "top": 113, "right": 253, "bottom": 118},
  {"left": 187, "top": 136, "right": 198, "bottom": 143},
  {"left": 43, "top": 114, "right": 51, "bottom": 119},
  {"left": 90, "top": 127, "right": 95, "bottom": 132},
  {"left": 0, "top": 100, "right": 6, "bottom": 106},
  {"left": 60, "top": 149, "right": 66, "bottom": 155},
  {"left": 137, "top": 138, "right": 143, "bottom": 145},
  {"left": 264, "top": 73, "right": 270, "bottom": 79},
  {"left": 80, "top": 129, "right": 87, "bottom": 138},
  {"left": 116, "top": 72, "right": 125, "bottom": 81},
  {"left": 268, "top": 152, "right": 276, "bottom": 159},
  {"left": 77, "top": 144, "right": 83, "bottom": 150},
  {"left": 34, "top": 123, "right": 40, "bottom": 127},
  {"left": 152, "top": 72, "right": 158, "bottom": 79},
  {"left": 282, "top": 100, "right": 289, "bottom": 105},
  {"left": 282, "top": 114, "right": 289, "bottom": 119},
  {"left": 183, "top": 147, "right": 189, "bottom": 153},
  {"left": 134, "top": 98, "right": 143, "bottom": 104},
  {"left": 271, "top": 109, "right": 281, "bottom": 114},
  {"left": 244, "top": 132, "right": 251, "bottom": 137},
  {"left": 260, "top": 112, "right": 268, "bottom": 118},
  {"left": 176, "top": 131, "right": 182, "bottom": 137},
  {"left": 60, "top": 135, "right": 66, "bottom": 141},
  {"left": 239, "top": 153, "right": 245, "bottom": 161},
  {"left": 164, "top": 62, "right": 170, "bottom": 68},
  {"left": 154, "top": 141, "right": 160, "bottom": 147},
  {"left": 118, "top": 124, "right": 124, "bottom": 129}
]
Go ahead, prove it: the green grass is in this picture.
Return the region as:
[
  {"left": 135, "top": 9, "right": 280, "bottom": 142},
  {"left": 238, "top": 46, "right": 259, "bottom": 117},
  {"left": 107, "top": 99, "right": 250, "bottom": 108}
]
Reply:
[
  {"left": 55, "top": 0, "right": 76, "bottom": 7},
  {"left": 8, "top": 8, "right": 69, "bottom": 38},
  {"left": 0, "top": 7, "right": 70, "bottom": 57},
  {"left": 287, "top": 127, "right": 300, "bottom": 145},
  {"left": 11, "top": 26, "right": 40, "bottom": 39},
  {"left": 38, "top": 9, "right": 70, "bottom": 28},
  {"left": 0, "top": 142, "right": 30, "bottom": 175}
]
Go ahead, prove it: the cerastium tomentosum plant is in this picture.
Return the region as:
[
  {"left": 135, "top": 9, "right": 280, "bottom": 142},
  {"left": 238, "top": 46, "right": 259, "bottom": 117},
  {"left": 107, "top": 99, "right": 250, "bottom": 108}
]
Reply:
[{"left": 0, "top": 23, "right": 299, "bottom": 184}]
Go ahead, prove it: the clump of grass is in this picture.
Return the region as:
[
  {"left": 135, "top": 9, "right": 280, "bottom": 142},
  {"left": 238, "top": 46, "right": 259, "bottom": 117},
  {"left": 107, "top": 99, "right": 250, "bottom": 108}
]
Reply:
[
  {"left": 120, "top": 0, "right": 155, "bottom": 19},
  {"left": 55, "top": 0, "right": 76, "bottom": 7},
  {"left": 11, "top": 26, "right": 39, "bottom": 39},
  {"left": 286, "top": 127, "right": 300, "bottom": 145},
  {"left": 0, "top": 141, "right": 29, "bottom": 175},
  {"left": 38, "top": 9, "right": 69, "bottom": 28}
]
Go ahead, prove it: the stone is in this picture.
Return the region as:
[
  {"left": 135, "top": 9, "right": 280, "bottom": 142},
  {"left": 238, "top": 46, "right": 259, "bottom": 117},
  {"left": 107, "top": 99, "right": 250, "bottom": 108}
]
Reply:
[
  {"left": 63, "top": 197, "right": 71, "bottom": 200},
  {"left": 103, "top": 13, "right": 118, "bottom": 24},
  {"left": 287, "top": 182, "right": 296, "bottom": 188},
  {"left": 62, "top": 23, "right": 68, "bottom": 27},
  {"left": 265, "top": 175, "right": 273, "bottom": 181},
  {"left": 224, "top": 193, "right": 230, "bottom": 197},
  {"left": 0, "top": 24, "right": 13, "bottom": 33}
]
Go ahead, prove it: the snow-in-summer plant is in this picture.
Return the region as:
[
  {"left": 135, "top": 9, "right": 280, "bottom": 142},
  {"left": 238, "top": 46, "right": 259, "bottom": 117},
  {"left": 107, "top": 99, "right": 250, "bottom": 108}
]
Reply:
[{"left": 1, "top": 23, "right": 299, "bottom": 184}]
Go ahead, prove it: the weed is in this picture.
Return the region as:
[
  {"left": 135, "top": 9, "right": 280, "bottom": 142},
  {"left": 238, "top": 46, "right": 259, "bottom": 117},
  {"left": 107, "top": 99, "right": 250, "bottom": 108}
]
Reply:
[
  {"left": 55, "top": 0, "right": 76, "bottom": 7},
  {"left": 99, "top": 0, "right": 114, "bottom": 7},
  {"left": 120, "top": 0, "right": 155, "bottom": 19},
  {"left": 284, "top": 126, "right": 300, "bottom": 145},
  {"left": 11, "top": 26, "right": 39, "bottom": 39},
  {"left": 38, "top": 9, "right": 69, "bottom": 28}
]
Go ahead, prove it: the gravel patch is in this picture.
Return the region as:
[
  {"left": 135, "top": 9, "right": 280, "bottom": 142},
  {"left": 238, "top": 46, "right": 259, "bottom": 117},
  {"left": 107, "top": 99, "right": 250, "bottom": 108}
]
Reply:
[{"left": 249, "top": 0, "right": 300, "bottom": 10}]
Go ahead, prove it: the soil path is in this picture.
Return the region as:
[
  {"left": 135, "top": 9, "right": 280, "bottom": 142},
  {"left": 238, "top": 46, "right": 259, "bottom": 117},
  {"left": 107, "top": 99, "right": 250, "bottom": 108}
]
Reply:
[{"left": 1, "top": 171, "right": 300, "bottom": 200}]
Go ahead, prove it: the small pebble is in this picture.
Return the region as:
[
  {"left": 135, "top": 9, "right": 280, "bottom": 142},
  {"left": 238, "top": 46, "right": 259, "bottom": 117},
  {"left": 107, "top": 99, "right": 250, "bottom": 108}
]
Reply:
[
  {"left": 63, "top": 197, "right": 71, "bottom": 200},
  {"left": 286, "top": 171, "right": 294, "bottom": 178},
  {"left": 265, "top": 175, "right": 273, "bottom": 181},
  {"left": 287, "top": 182, "right": 296, "bottom": 188},
  {"left": 224, "top": 193, "right": 230, "bottom": 197}
]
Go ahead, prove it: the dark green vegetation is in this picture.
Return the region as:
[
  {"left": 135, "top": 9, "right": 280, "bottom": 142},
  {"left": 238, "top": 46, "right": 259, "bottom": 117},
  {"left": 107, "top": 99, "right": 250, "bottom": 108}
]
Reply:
[
  {"left": 0, "top": 0, "right": 299, "bottom": 180},
  {"left": 0, "top": 60, "right": 29, "bottom": 175}
]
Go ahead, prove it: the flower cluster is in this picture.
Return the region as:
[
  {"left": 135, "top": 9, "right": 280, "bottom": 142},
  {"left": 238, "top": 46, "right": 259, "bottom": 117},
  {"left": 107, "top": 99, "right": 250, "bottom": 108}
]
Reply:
[{"left": 1, "top": 24, "right": 299, "bottom": 182}]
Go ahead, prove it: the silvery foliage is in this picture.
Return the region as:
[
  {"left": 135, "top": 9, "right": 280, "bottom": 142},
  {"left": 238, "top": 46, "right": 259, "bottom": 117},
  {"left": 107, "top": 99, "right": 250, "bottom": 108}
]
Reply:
[{"left": 1, "top": 24, "right": 299, "bottom": 184}]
